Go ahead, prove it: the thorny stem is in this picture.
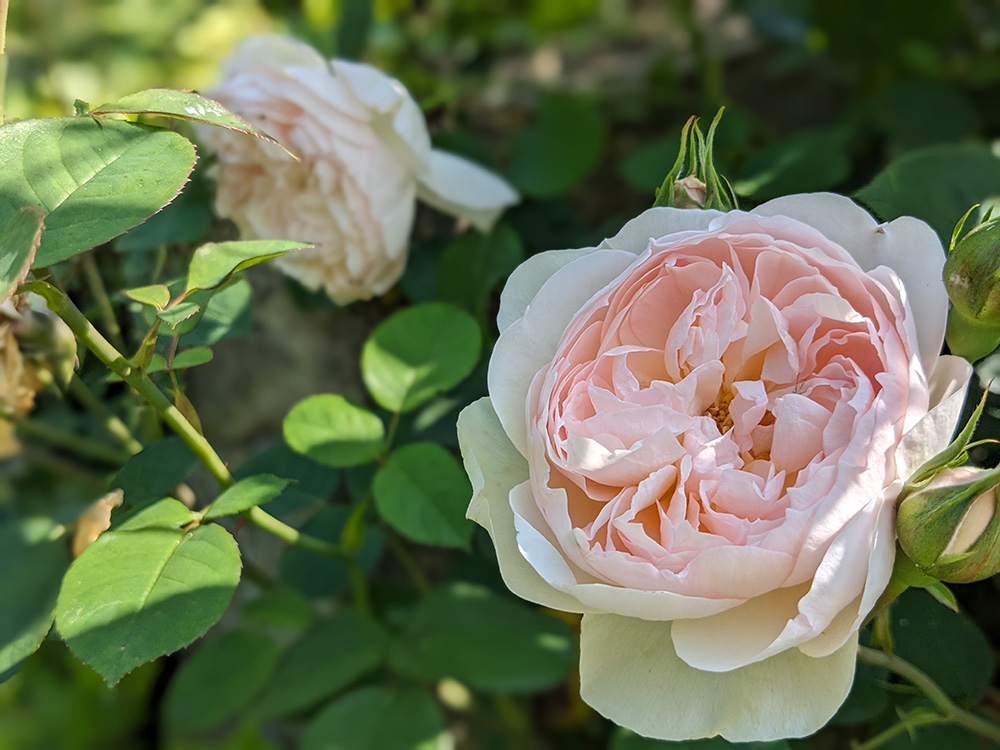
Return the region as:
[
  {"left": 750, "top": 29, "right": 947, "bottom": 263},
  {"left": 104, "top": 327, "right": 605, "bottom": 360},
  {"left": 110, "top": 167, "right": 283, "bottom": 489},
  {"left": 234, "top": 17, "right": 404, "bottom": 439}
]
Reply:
[
  {"left": 22, "top": 280, "right": 350, "bottom": 562},
  {"left": 857, "top": 645, "right": 1000, "bottom": 745}
]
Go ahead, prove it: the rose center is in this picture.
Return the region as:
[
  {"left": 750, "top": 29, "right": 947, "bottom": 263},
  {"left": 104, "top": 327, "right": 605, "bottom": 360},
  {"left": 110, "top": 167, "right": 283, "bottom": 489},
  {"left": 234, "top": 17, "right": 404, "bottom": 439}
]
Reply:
[{"left": 705, "top": 389, "right": 734, "bottom": 433}]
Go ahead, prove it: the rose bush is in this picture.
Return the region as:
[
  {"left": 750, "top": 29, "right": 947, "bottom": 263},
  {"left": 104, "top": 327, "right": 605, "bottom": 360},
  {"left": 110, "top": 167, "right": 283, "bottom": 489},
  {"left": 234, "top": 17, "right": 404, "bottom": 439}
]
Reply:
[
  {"left": 458, "top": 194, "right": 973, "bottom": 741},
  {"left": 199, "top": 35, "right": 519, "bottom": 304}
]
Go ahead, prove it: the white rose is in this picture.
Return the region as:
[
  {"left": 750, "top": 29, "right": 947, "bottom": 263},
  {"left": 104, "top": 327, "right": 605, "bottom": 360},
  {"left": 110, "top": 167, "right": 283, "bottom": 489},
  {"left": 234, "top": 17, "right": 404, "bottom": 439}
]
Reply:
[
  {"left": 458, "top": 194, "right": 972, "bottom": 741},
  {"left": 200, "top": 34, "right": 519, "bottom": 304}
]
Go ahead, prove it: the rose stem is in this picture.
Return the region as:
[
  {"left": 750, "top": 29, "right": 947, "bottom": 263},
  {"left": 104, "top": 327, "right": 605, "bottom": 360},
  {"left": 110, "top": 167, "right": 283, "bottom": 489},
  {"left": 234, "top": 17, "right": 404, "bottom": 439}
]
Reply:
[
  {"left": 21, "top": 280, "right": 351, "bottom": 562},
  {"left": 857, "top": 644, "right": 1000, "bottom": 743}
]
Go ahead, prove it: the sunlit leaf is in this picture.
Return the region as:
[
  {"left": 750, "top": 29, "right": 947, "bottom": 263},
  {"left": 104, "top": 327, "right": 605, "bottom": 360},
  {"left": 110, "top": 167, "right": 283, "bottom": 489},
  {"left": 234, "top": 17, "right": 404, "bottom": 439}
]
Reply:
[
  {"left": 0, "top": 206, "right": 43, "bottom": 303},
  {"left": 202, "top": 474, "right": 290, "bottom": 520},
  {"left": 284, "top": 394, "right": 385, "bottom": 468},
  {"left": 185, "top": 240, "right": 309, "bottom": 293}
]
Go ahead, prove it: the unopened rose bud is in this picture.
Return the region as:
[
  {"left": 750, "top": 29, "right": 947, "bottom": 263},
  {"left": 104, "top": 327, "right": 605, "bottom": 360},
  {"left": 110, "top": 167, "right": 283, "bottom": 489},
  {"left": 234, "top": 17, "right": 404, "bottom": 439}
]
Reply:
[
  {"left": 653, "top": 109, "right": 737, "bottom": 212},
  {"left": 944, "top": 217, "right": 1000, "bottom": 360},
  {"left": 672, "top": 175, "right": 708, "bottom": 209},
  {"left": 897, "top": 466, "right": 1000, "bottom": 583}
]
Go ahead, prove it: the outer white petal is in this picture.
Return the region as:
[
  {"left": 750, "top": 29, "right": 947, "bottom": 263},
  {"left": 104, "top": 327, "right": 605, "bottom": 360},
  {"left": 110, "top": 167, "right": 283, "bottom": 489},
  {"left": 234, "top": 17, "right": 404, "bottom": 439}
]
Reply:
[
  {"left": 752, "top": 193, "right": 947, "bottom": 372},
  {"left": 497, "top": 249, "right": 596, "bottom": 333},
  {"left": 415, "top": 150, "right": 519, "bottom": 231},
  {"left": 896, "top": 355, "right": 973, "bottom": 479},
  {"left": 221, "top": 34, "right": 328, "bottom": 80},
  {"left": 489, "top": 249, "right": 636, "bottom": 455},
  {"left": 599, "top": 206, "right": 724, "bottom": 254},
  {"left": 580, "top": 614, "right": 857, "bottom": 742},
  {"left": 330, "top": 59, "right": 431, "bottom": 174},
  {"left": 458, "top": 398, "right": 591, "bottom": 613}
]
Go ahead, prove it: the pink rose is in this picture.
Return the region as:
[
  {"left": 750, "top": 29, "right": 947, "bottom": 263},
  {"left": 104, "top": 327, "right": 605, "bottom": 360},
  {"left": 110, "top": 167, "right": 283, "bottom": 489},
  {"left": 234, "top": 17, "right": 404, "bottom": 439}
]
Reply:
[
  {"left": 458, "top": 194, "right": 972, "bottom": 741},
  {"left": 200, "top": 35, "right": 519, "bottom": 304}
]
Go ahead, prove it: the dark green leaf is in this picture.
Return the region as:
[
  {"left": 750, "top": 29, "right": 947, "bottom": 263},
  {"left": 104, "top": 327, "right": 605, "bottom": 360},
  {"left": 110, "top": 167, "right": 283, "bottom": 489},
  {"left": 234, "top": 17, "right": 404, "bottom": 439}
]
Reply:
[
  {"left": 0, "top": 518, "right": 69, "bottom": 677},
  {"left": 185, "top": 240, "right": 308, "bottom": 293},
  {"left": 91, "top": 89, "right": 287, "bottom": 153},
  {"left": 145, "top": 347, "right": 214, "bottom": 374},
  {"left": 856, "top": 144, "right": 1000, "bottom": 241},
  {"left": 254, "top": 609, "right": 386, "bottom": 718},
  {"left": 619, "top": 132, "right": 683, "bottom": 193},
  {"left": 732, "top": 129, "right": 850, "bottom": 200},
  {"left": 114, "top": 170, "right": 213, "bottom": 252},
  {"left": 0, "top": 117, "right": 196, "bottom": 267},
  {"left": 302, "top": 686, "right": 447, "bottom": 750},
  {"left": 233, "top": 444, "right": 339, "bottom": 518},
  {"left": 437, "top": 224, "right": 524, "bottom": 324},
  {"left": 611, "top": 729, "right": 791, "bottom": 749},
  {"left": 374, "top": 442, "right": 472, "bottom": 548},
  {"left": 361, "top": 303, "right": 481, "bottom": 413},
  {"left": 283, "top": 394, "right": 385, "bottom": 468},
  {"left": 124, "top": 284, "right": 170, "bottom": 311},
  {"left": 56, "top": 523, "right": 241, "bottom": 685},
  {"left": 242, "top": 589, "right": 315, "bottom": 631},
  {"left": 163, "top": 629, "right": 280, "bottom": 734},
  {"left": 507, "top": 94, "right": 607, "bottom": 199},
  {"left": 390, "top": 582, "right": 575, "bottom": 692},
  {"left": 110, "top": 437, "right": 198, "bottom": 513},
  {"left": 336, "top": 0, "right": 373, "bottom": 59},
  {"left": 280, "top": 505, "right": 383, "bottom": 599},
  {"left": 178, "top": 277, "right": 252, "bottom": 348},
  {"left": 0, "top": 205, "right": 43, "bottom": 303},
  {"left": 892, "top": 588, "right": 993, "bottom": 701},
  {"left": 156, "top": 300, "right": 201, "bottom": 328},
  {"left": 202, "top": 474, "right": 290, "bottom": 520}
]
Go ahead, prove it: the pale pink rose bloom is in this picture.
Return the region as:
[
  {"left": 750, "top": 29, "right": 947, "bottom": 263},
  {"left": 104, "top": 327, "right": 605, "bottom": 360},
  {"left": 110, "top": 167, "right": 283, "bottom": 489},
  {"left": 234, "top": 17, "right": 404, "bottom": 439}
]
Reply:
[
  {"left": 458, "top": 193, "right": 972, "bottom": 741},
  {"left": 200, "top": 35, "right": 519, "bottom": 304}
]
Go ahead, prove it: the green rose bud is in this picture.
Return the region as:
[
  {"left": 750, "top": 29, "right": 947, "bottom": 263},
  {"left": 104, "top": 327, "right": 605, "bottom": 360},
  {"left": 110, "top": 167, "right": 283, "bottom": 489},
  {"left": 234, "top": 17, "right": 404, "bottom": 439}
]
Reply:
[
  {"left": 652, "top": 109, "right": 737, "bottom": 212},
  {"left": 944, "top": 216, "right": 1000, "bottom": 361},
  {"left": 896, "top": 466, "right": 1000, "bottom": 584}
]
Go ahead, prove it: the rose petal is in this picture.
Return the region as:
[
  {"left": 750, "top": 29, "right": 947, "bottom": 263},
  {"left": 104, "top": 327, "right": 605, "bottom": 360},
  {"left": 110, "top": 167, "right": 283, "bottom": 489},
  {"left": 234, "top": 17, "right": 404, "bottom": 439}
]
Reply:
[
  {"left": 489, "top": 249, "right": 636, "bottom": 455},
  {"left": 579, "top": 614, "right": 858, "bottom": 742},
  {"left": 599, "top": 207, "right": 723, "bottom": 255},
  {"left": 896, "top": 355, "right": 973, "bottom": 478},
  {"left": 497, "top": 249, "right": 596, "bottom": 333},
  {"left": 221, "top": 34, "right": 328, "bottom": 79},
  {"left": 752, "top": 193, "right": 947, "bottom": 372},
  {"left": 458, "top": 398, "right": 592, "bottom": 613},
  {"left": 415, "top": 149, "right": 520, "bottom": 231}
]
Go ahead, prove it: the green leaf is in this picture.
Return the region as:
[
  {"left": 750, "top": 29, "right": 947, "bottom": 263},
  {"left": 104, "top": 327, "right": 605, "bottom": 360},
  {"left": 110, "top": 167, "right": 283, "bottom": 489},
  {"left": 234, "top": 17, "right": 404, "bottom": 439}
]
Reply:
[
  {"left": 56, "top": 523, "right": 241, "bottom": 685},
  {"left": 374, "top": 442, "right": 472, "bottom": 548},
  {"left": 732, "top": 129, "right": 850, "bottom": 200},
  {"left": 202, "top": 474, "right": 290, "bottom": 520},
  {"left": 856, "top": 143, "right": 1000, "bottom": 241},
  {"left": 233, "top": 444, "right": 339, "bottom": 518},
  {"left": 507, "top": 94, "right": 607, "bottom": 199},
  {"left": 163, "top": 629, "right": 280, "bottom": 735},
  {"left": 283, "top": 394, "right": 385, "bottom": 468},
  {"left": 115, "top": 497, "right": 196, "bottom": 532},
  {"left": 0, "top": 518, "right": 69, "bottom": 678},
  {"left": 302, "top": 686, "right": 448, "bottom": 750},
  {"left": 0, "top": 205, "right": 43, "bottom": 303},
  {"left": 437, "top": 224, "right": 524, "bottom": 324},
  {"left": 390, "top": 582, "right": 575, "bottom": 692},
  {"left": 280, "top": 505, "right": 383, "bottom": 598},
  {"left": 178, "top": 277, "right": 252, "bottom": 347},
  {"left": 185, "top": 240, "right": 309, "bottom": 293},
  {"left": 242, "top": 589, "right": 315, "bottom": 631},
  {"left": 336, "top": 0, "right": 373, "bottom": 60},
  {"left": 892, "top": 588, "right": 993, "bottom": 701},
  {"left": 110, "top": 437, "right": 199, "bottom": 514},
  {"left": 0, "top": 117, "right": 196, "bottom": 267},
  {"left": 91, "top": 89, "right": 289, "bottom": 155},
  {"left": 146, "top": 347, "right": 215, "bottom": 374},
  {"left": 124, "top": 284, "right": 170, "bottom": 311},
  {"left": 156, "top": 300, "right": 201, "bottom": 328},
  {"left": 254, "top": 609, "right": 386, "bottom": 718},
  {"left": 115, "top": 170, "right": 213, "bottom": 252},
  {"left": 361, "top": 303, "right": 481, "bottom": 414}
]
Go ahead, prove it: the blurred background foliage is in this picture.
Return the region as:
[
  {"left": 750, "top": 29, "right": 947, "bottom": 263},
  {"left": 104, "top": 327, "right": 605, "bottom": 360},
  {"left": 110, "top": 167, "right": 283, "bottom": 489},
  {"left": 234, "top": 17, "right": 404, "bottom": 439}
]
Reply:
[{"left": 6, "top": 0, "right": 1000, "bottom": 748}]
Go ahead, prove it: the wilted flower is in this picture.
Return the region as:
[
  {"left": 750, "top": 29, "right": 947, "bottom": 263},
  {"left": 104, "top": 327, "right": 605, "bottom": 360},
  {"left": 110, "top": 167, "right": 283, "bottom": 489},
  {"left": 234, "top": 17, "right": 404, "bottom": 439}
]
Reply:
[
  {"left": 200, "top": 34, "right": 519, "bottom": 304},
  {"left": 459, "top": 194, "right": 970, "bottom": 741}
]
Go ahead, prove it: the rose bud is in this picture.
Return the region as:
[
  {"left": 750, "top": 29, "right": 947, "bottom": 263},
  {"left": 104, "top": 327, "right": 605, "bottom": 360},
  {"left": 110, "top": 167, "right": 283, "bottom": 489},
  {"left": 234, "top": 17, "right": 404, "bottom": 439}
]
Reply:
[
  {"left": 944, "top": 216, "right": 1000, "bottom": 360},
  {"left": 897, "top": 466, "right": 1000, "bottom": 584}
]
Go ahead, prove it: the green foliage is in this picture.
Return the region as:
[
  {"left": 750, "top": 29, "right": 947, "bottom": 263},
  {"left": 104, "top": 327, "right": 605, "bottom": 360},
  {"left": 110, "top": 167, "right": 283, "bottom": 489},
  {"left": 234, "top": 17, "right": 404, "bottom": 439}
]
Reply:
[
  {"left": 437, "top": 224, "right": 525, "bottom": 327},
  {"left": 254, "top": 609, "right": 386, "bottom": 718},
  {"left": 202, "top": 474, "right": 290, "bottom": 520},
  {"left": 611, "top": 730, "right": 791, "bottom": 749},
  {"left": 301, "top": 686, "right": 448, "bottom": 750},
  {"left": 508, "top": 94, "right": 607, "bottom": 199},
  {"left": 0, "top": 206, "right": 43, "bottom": 303},
  {"left": 374, "top": 442, "right": 473, "bottom": 548},
  {"left": 0, "top": 117, "right": 196, "bottom": 267},
  {"left": 283, "top": 394, "right": 386, "bottom": 468},
  {"left": 185, "top": 240, "right": 309, "bottom": 293},
  {"left": 0, "top": 518, "right": 69, "bottom": 678},
  {"left": 361, "top": 303, "right": 481, "bottom": 413},
  {"left": 110, "top": 437, "right": 199, "bottom": 514},
  {"left": 162, "top": 629, "right": 281, "bottom": 734},
  {"left": 733, "top": 129, "right": 850, "bottom": 201},
  {"left": 390, "top": 583, "right": 576, "bottom": 692},
  {"left": 55, "top": 521, "right": 241, "bottom": 685}
]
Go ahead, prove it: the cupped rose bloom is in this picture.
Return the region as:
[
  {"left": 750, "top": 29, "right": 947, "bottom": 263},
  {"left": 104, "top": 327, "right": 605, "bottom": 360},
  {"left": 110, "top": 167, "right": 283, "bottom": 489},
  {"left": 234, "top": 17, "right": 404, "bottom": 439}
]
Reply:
[
  {"left": 200, "top": 35, "right": 519, "bottom": 304},
  {"left": 458, "top": 194, "right": 972, "bottom": 741}
]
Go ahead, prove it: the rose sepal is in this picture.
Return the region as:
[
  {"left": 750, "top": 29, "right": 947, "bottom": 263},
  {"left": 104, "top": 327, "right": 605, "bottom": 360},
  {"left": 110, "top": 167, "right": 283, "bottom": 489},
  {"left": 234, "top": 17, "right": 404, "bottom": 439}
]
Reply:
[{"left": 652, "top": 109, "right": 737, "bottom": 212}]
